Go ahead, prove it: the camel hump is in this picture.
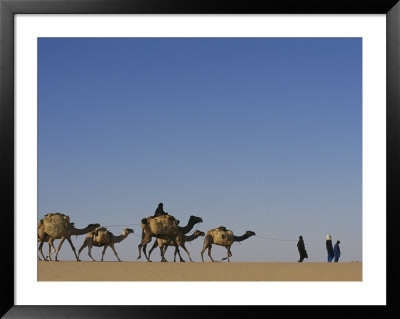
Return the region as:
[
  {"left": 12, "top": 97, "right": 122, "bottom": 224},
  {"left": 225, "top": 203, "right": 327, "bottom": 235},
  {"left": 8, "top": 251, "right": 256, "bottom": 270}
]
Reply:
[
  {"left": 147, "top": 214, "right": 179, "bottom": 236},
  {"left": 43, "top": 212, "right": 70, "bottom": 237},
  {"left": 217, "top": 226, "right": 227, "bottom": 231},
  {"left": 93, "top": 227, "right": 111, "bottom": 243},
  {"left": 214, "top": 228, "right": 234, "bottom": 245}
]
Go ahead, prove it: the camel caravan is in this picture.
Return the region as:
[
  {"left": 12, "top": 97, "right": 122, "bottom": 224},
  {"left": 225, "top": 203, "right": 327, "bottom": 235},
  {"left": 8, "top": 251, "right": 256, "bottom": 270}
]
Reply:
[{"left": 38, "top": 203, "right": 256, "bottom": 263}]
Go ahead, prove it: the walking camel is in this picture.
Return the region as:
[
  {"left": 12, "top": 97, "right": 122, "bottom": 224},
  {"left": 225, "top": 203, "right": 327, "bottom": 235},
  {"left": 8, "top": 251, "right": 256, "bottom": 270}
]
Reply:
[
  {"left": 37, "top": 222, "right": 100, "bottom": 261},
  {"left": 78, "top": 227, "right": 134, "bottom": 262},
  {"left": 148, "top": 229, "right": 205, "bottom": 262},
  {"left": 37, "top": 213, "right": 100, "bottom": 261},
  {"left": 138, "top": 214, "right": 203, "bottom": 262},
  {"left": 200, "top": 226, "right": 256, "bottom": 262}
]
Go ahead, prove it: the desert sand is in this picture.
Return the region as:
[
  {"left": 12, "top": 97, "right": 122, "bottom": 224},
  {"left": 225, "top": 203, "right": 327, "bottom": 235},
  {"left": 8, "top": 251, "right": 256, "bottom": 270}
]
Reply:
[{"left": 38, "top": 261, "right": 362, "bottom": 281}]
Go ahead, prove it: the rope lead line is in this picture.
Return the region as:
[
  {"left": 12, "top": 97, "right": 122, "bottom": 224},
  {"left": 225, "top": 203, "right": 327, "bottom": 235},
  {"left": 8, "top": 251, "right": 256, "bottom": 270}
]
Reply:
[
  {"left": 255, "top": 235, "right": 297, "bottom": 242},
  {"left": 102, "top": 223, "right": 141, "bottom": 228}
]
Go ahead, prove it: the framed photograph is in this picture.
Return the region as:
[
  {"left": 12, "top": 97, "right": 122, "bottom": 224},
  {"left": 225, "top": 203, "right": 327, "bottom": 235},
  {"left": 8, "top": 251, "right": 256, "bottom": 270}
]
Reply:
[{"left": 1, "top": 0, "right": 398, "bottom": 317}]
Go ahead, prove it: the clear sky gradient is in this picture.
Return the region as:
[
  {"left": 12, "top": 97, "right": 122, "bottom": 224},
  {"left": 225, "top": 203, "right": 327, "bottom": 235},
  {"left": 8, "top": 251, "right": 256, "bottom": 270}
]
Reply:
[{"left": 38, "top": 38, "right": 362, "bottom": 262}]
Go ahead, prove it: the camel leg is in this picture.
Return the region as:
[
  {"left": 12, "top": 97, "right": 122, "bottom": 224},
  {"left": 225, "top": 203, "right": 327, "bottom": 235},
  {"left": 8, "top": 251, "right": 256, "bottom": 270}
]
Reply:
[
  {"left": 143, "top": 244, "right": 148, "bottom": 260},
  {"left": 38, "top": 240, "right": 47, "bottom": 261},
  {"left": 148, "top": 240, "right": 158, "bottom": 260},
  {"left": 81, "top": 239, "right": 96, "bottom": 261},
  {"left": 207, "top": 246, "right": 215, "bottom": 262},
  {"left": 228, "top": 246, "right": 232, "bottom": 262},
  {"left": 101, "top": 245, "right": 109, "bottom": 262},
  {"left": 38, "top": 241, "right": 45, "bottom": 261},
  {"left": 110, "top": 243, "right": 121, "bottom": 262},
  {"left": 161, "top": 238, "right": 178, "bottom": 262},
  {"left": 200, "top": 246, "right": 205, "bottom": 262},
  {"left": 37, "top": 242, "right": 41, "bottom": 260},
  {"left": 47, "top": 238, "right": 57, "bottom": 260},
  {"left": 137, "top": 243, "right": 143, "bottom": 260},
  {"left": 88, "top": 244, "right": 96, "bottom": 261},
  {"left": 137, "top": 233, "right": 152, "bottom": 262},
  {"left": 47, "top": 243, "right": 52, "bottom": 261},
  {"left": 180, "top": 244, "right": 191, "bottom": 262},
  {"left": 159, "top": 241, "right": 174, "bottom": 262},
  {"left": 201, "top": 235, "right": 213, "bottom": 262},
  {"left": 160, "top": 246, "right": 167, "bottom": 262},
  {"left": 54, "top": 237, "right": 66, "bottom": 261},
  {"left": 66, "top": 237, "right": 80, "bottom": 261},
  {"left": 143, "top": 242, "right": 152, "bottom": 261},
  {"left": 78, "top": 239, "right": 88, "bottom": 259},
  {"left": 161, "top": 245, "right": 168, "bottom": 262},
  {"left": 221, "top": 246, "right": 232, "bottom": 262},
  {"left": 179, "top": 250, "right": 186, "bottom": 262},
  {"left": 171, "top": 245, "right": 184, "bottom": 262}
]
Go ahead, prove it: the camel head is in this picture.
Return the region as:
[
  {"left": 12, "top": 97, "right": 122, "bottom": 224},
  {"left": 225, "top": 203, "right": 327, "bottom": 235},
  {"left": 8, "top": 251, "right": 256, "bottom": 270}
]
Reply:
[
  {"left": 123, "top": 228, "right": 134, "bottom": 235},
  {"left": 189, "top": 215, "right": 203, "bottom": 224},
  {"left": 193, "top": 230, "right": 205, "bottom": 237},
  {"left": 246, "top": 230, "right": 256, "bottom": 237}
]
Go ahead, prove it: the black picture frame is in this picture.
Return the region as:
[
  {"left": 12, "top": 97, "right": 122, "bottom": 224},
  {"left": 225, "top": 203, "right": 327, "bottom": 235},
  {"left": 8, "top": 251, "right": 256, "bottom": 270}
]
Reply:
[{"left": 1, "top": 0, "right": 398, "bottom": 317}]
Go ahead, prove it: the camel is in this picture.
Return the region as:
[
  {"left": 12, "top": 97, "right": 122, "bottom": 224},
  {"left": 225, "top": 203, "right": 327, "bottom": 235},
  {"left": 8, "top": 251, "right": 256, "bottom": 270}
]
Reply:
[
  {"left": 38, "top": 217, "right": 62, "bottom": 261},
  {"left": 137, "top": 214, "right": 203, "bottom": 262},
  {"left": 77, "top": 227, "right": 134, "bottom": 262},
  {"left": 148, "top": 229, "right": 205, "bottom": 262},
  {"left": 200, "top": 226, "right": 256, "bottom": 262},
  {"left": 38, "top": 220, "right": 100, "bottom": 261},
  {"left": 37, "top": 213, "right": 100, "bottom": 261}
]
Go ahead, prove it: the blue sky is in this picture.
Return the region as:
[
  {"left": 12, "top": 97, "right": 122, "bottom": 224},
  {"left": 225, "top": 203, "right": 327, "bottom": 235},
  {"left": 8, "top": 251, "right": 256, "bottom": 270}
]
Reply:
[{"left": 38, "top": 38, "right": 362, "bottom": 262}]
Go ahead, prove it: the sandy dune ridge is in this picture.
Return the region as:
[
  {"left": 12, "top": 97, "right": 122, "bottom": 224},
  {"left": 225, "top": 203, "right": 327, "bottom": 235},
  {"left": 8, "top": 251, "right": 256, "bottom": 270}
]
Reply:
[{"left": 38, "top": 261, "right": 362, "bottom": 281}]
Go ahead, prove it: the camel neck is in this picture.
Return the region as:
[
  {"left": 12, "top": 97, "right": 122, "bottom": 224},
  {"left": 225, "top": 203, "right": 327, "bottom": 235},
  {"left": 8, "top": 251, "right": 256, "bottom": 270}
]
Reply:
[
  {"left": 70, "top": 225, "right": 93, "bottom": 236},
  {"left": 113, "top": 233, "right": 128, "bottom": 243},
  {"left": 183, "top": 233, "right": 198, "bottom": 242},
  {"left": 233, "top": 233, "right": 250, "bottom": 242},
  {"left": 179, "top": 220, "right": 196, "bottom": 235}
]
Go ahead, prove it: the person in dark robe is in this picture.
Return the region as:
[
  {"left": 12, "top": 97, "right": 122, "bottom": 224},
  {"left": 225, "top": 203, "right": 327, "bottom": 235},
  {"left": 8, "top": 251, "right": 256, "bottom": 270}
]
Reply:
[
  {"left": 326, "top": 234, "right": 334, "bottom": 262},
  {"left": 333, "top": 240, "right": 341, "bottom": 262},
  {"left": 297, "top": 235, "right": 308, "bottom": 262},
  {"left": 153, "top": 202, "right": 168, "bottom": 217}
]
